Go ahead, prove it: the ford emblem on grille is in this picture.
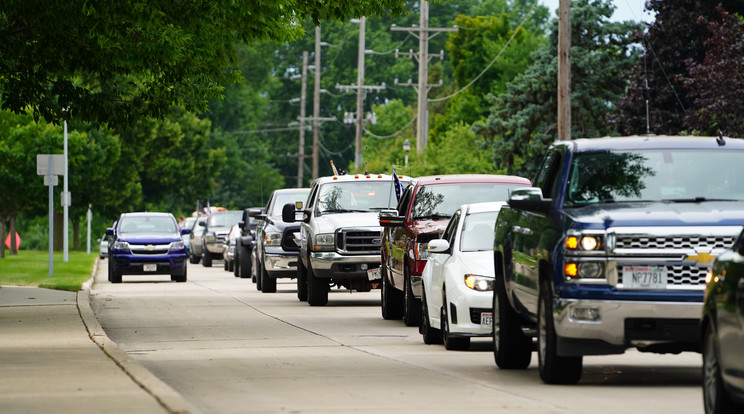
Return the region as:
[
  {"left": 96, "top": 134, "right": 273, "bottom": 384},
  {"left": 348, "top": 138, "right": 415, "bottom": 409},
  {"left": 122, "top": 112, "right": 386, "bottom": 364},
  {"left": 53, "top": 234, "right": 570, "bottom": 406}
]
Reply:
[{"left": 372, "top": 238, "right": 381, "bottom": 245}]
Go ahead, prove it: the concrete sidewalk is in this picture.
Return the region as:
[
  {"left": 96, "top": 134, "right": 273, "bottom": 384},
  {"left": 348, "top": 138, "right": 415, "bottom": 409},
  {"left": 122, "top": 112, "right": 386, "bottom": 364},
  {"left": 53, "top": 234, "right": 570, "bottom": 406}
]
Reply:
[{"left": 0, "top": 261, "right": 200, "bottom": 414}]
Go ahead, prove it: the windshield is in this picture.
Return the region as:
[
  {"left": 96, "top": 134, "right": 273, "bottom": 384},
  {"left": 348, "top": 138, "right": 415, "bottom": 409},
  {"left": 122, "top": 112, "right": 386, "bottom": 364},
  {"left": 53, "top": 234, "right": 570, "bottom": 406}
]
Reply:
[
  {"left": 270, "top": 191, "right": 310, "bottom": 216},
  {"left": 119, "top": 216, "right": 178, "bottom": 234},
  {"left": 411, "top": 183, "right": 522, "bottom": 220},
  {"left": 565, "top": 149, "right": 744, "bottom": 206},
  {"left": 460, "top": 211, "right": 500, "bottom": 252},
  {"left": 208, "top": 211, "right": 242, "bottom": 227},
  {"left": 317, "top": 181, "right": 398, "bottom": 213}
]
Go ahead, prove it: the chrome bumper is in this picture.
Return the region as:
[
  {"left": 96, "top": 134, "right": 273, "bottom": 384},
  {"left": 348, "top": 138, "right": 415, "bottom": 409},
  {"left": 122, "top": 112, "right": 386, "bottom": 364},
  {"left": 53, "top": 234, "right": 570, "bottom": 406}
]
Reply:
[{"left": 309, "top": 251, "right": 381, "bottom": 279}]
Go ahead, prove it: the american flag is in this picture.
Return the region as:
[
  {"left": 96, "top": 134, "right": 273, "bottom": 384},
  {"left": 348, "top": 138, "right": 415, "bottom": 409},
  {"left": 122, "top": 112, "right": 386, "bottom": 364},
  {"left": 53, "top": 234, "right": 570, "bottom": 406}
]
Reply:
[{"left": 392, "top": 166, "right": 404, "bottom": 201}]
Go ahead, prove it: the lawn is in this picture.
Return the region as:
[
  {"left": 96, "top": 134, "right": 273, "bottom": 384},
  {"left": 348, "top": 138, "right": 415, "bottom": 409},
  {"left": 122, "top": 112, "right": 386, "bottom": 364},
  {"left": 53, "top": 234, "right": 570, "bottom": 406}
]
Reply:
[{"left": 0, "top": 250, "right": 99, "bottom": 292}]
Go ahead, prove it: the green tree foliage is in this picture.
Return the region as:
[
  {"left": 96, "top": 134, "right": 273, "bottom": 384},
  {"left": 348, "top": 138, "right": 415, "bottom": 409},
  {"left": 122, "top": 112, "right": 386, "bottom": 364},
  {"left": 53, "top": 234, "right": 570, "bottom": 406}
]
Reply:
[
  {"left": 474, "top": 0, "right": 642, "bottom": 178},
  {"left": 0, "top": 0, "right": 408, "bottom": 127},
  {"left": 612, "top": 1, "right": 744, "bottom": 136}
]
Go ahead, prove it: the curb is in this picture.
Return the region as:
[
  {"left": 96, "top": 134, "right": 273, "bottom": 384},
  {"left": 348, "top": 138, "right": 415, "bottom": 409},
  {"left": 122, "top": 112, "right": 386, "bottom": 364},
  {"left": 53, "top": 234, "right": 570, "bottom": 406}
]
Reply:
[{"left": 77, "top": 258, "right": 202, "bottom": 414}]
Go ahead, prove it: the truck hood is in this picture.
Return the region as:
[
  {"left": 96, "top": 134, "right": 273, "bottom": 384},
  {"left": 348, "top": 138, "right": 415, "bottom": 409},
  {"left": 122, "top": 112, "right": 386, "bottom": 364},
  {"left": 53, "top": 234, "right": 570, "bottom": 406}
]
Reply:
[
  {"left": 315, "top": 212, "right": 382, "bottom": 231},
  {"left": 117, "top": 233, "right": 181, "bottom": 244},
  {"left": 409, "top": 219, "right": 448, "bottom": 237},
  {"left": 564, "top": 201, "right": 744, "bottom": 229}
]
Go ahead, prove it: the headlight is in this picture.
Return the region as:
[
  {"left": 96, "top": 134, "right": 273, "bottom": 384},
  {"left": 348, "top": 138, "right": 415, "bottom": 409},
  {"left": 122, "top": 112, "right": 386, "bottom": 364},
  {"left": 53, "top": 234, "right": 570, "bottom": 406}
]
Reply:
[
  {"left": 113, "top": 241, "right": 130, "bottom": 251},
  {"left": 265, "top": 232, "right": 282, "bottom": 245},
  {"left": 170, "top": 241, "right": 185, "bottom": 251},
  {"left": 313, "top": 233, "right": 335, "bottom": 251},
  {"left": 565, "top": 234, "right": 604, "bottom": 251},
  {"left": 464, "top": 274, "right": 494, "bottom": 291},
  {"left": 205, "top": 233, "right": 217, "bottom": 243},
  {"left": 414, "top": 242, "right": 431, "bottom": 260},
  {"left": 564, "top": 261, "right": 604, "bottom": 279}
]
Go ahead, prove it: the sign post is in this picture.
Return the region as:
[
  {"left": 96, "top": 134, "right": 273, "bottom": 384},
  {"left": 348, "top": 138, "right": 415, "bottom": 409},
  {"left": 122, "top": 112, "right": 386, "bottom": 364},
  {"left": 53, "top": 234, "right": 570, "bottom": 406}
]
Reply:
[{"left": 37, "top": 154, "right": 64, "bottom": 277}]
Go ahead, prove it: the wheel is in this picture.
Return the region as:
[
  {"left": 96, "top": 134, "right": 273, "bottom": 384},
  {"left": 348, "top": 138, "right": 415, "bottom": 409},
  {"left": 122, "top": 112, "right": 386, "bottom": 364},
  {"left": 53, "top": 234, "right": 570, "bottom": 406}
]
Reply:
[
  {"left": 233, "top": 249, "right": 241, "bottom": 277},
  {"left": 297, "top": 257, "right": 308, "bottom": 302},
  {"left": 251, "top": 251, "right": 258, "bottom": 283},
  {"left": 493, "top": 257, "right": 532, "bottom": 369},
  {"left": 703, "top": 322, "right": 740, "bottom": 414},
  {"left": 109, "top": 262, "right": 122, "bottom": 284},
  {"left": 171, "top": 266, "right": 187, "bottom": 282},
  {"left": 403, "top": 268, "right": 422, "bottom": 326},
  {"left": 420, "top": 288, "right": 442, "bottom": 344},
  {"left": 440, "top": 289, "right": 470, "bottom": 351},
  {"left": 239, "top": 245, "right": 252, "bottom": 278},
  {"left": 228, "top": 260, "right": 234, "bottom": 272},
  {"left": 538, "top": 279, "right": 582, "bottom": 384},
  {"left": 202, "top": 251, "right": 212, "bottom": 267},
  {"left": 381, "top": 265, "right": 404, "bottom": 320},
  {"left": 256, "top": 259, "right": 263, "bottom": 291},
  {"left": 190, "top": 250, "right": 201, "bottom": 264},
  {"left": 223, "top": 258, "right": 229, "bottom": 271},
  {"left": 260, "top": 263, "right": 276, "bottom": 293},
  {"left": 306, "top": 264, "right": 328, "bottom": 306}
]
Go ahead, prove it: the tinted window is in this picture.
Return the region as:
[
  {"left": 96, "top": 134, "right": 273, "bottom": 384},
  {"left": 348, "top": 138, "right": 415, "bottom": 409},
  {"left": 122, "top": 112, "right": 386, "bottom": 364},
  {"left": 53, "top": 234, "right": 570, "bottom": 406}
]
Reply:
[
  {"left": 119, "top": 216, "right": 177, "bottom": 234},
  {"left": 411, "top": 183, "right": 522, "bottom": 220},
  {"left": 565, "top": 149, "right": 744, "bottom": 206}
]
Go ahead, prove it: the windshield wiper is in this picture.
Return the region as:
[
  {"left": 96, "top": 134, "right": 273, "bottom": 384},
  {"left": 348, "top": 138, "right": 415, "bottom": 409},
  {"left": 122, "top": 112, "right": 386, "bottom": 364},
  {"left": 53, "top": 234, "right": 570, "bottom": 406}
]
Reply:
[
  {"left": 323, "top": 208, "right": 370, "bottom": 213},
  {"left": 662, "top": 197, "right": 737, "bottom": 203}
]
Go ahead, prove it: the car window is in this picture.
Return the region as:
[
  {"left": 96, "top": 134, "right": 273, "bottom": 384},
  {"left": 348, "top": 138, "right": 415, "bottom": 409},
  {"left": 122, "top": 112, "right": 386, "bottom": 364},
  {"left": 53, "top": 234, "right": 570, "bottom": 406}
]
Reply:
[
  {"left": 442, "top": 209, "right": 461, "bottom": 246},
  {"left": 460, "top": 211, "right": 499, "bottom": 252},
  {"left": 411, "top": 183, "right": 523, "bottom": 220},
  {"left": 316, "top": 181, "right": 399, "bottom": 213},
  {"left": 119, "top": 216, "right": 177, "bottom": 234},
  {"left": 270, "top": 191, "right": 310, "bottom": 216},
  {"left": 208, "top": 212, "right": 242, "bottom": 227}
]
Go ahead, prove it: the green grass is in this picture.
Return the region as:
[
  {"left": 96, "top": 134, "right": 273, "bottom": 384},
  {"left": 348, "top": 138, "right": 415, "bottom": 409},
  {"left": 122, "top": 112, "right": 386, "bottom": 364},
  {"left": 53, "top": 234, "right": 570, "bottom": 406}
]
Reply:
[{"left": 0, "top": 250, "right": 99, "bottom": 292}]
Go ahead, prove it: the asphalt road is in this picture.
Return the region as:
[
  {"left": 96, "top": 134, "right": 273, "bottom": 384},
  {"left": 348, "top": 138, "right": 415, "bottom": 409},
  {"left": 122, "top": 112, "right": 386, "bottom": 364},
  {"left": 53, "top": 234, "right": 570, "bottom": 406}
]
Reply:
[{"left": 90, "top": 260, "right": 704, "bottom": 414}]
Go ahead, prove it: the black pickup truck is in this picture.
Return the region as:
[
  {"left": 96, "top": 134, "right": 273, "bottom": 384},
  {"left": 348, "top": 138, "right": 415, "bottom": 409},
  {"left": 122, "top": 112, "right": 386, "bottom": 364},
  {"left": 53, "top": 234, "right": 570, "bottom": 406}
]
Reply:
[{"left": 492, "top": 135, "right": 744, "bottom": 384}]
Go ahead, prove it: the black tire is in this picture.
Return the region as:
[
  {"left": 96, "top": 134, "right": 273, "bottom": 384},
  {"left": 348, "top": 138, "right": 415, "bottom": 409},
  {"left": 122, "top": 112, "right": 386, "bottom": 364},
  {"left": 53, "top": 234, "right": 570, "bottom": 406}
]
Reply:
[
  {"left": 381, "top": 265, "right": 404, "bottom": 320},
  {"left": 202, "top": 251, "right": 212, "bottom": 267},
  {"left": 109, "top": 262, "right": 122, "bottom": 284},
  {"left": 260, "top": 263, "right": 276, "bottom": 293},
  {"left": 171, "top": 266, "right": 187, "bottom": 282},
  {"left": 703, "top": 322, "right": 740, "bottom": 414},
  {"left": 239, "top": 246, "right": 252, "bottom": 279},
  {"left": 538, "top": 279, "right": 582, "bottom": 384},
  {"left": 189, "top": 252, "right": 198, "bottom": 264},
  {"left": 223, "top": 258, "right": 229, "bottom": 271},
  {"left": 440, "top": 289, "right": 470, "bottom": 351},
  {"left": 228, "top": 260, "right": 234, "bottom": 272},
  {"left": 256, "top": 259, "right": 263, "bottom": 291},
  {"left": 306, "top": 264, "right": 328, "bottom": 306},
  {"left": 493, "top": 256, "right": 532, "bottom": 369},
  {"left": 297, "top": 258, "right": 308, "bottom": 302},
  {"left": 420, "top": 288, "right": 442, "bottom": 344},
  {"left": 403, "top": 268, "right": 422, "bottom": 326},
  {"left": 233, "top": 249, "right": 241, "bottom": 277}
]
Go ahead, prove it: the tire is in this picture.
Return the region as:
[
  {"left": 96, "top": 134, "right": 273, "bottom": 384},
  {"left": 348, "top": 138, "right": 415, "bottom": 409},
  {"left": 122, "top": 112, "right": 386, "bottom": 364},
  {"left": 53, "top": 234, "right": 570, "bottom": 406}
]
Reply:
[
  {"left": 251, "top": 251, "right": 258, "bottom": 283},
  {"left": 239, "top": 246, "right": 252, "bottom": 279},
  {"left": 171, "top": 266, "right": 187, "bottom": 283},
  {"left": 493, "top": 257, "right": 532, "bottom": 369},
  {"left": 228, "top": 260, "right": 234, "bottom": 272},
  {"left": 538, "top": 279, "right": 582, "bottom": 384},
  {"left": 306, "top": 264, "right": 328, "bottom": 306},
  {"left": 703, "top": 322, "right": 740, "bottom": 414},
  {"left": 440, "top": 289, "right": 470, "bottom": 351},
  {"left": 202, "top": 251, "right": 212, "bottom": 267},
  {"left": 260, "top": 263, "right": 276, "bottom": 293},
  {"left": 297, "top": 258, "right": 308, "bottom": 302},
  {"left": 223, "top": 258, "right": 229, "bottom": 271},
  {"left": 381, "top": 265, "right": 404, "bottom": 320},
  {"left": 403, "top": 268, "right": 422, "bottom": 326},
  {"left": 233, "top": 249, "right": 241, "bottom": 277},
  {"left": 420, "top": 288, "right": 442, "bottom": 345},
  {"left": 256, "top": 260, "right": 263, "bottom": 291},
  {"left": 109, "top": 262, "right": 122, "bottom": 284}
]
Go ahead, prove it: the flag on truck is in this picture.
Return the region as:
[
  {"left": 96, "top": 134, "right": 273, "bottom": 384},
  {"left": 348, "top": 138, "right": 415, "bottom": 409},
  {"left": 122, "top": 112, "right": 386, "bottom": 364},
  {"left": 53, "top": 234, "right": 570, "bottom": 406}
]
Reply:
[{"left": 392, "top": 166, "right": 404, "bottom": 201}]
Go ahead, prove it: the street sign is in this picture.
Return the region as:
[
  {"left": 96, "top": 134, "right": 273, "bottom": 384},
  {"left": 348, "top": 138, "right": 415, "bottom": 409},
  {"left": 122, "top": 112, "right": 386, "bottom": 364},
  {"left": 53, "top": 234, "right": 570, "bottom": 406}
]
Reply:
[
  {"left": 43, "top": 175, "right": 59, "bottom": 186},
  {"left": 61, "top": 191, "right": 71, "bottom": 207},
  {"left": 37, "top": 154, "right": 65, "bottom": 175}
]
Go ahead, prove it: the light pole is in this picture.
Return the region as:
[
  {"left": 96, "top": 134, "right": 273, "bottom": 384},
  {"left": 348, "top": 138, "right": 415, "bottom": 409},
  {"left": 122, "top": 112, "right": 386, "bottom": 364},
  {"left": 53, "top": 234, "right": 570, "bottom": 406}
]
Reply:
[{"left": 403, "top": 139, "right": 411, "bottom": 167}]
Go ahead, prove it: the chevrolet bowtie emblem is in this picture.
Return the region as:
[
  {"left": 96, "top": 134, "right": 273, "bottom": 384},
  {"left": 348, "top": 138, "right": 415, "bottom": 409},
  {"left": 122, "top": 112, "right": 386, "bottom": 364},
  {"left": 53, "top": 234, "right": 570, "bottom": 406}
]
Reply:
[
  {"left": 688, "top": 252, "right": 714, "bottom": 264},
  {"left": 146, "top": 245, "right": 155, "bottom": 251}
]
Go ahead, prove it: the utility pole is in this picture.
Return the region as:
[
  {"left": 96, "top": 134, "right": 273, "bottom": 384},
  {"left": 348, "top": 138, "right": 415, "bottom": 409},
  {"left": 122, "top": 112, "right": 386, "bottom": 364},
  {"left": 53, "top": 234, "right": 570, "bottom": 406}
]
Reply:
[
  {"left": 313, "top": 26, "right": 321, "bottom": 179},
  {"left": 297, "top": 51, "right": 308, "bottom": 187},
  {"left": 336, "top": 17, "right": 386, "bottom": 172},
  {"left": 391, "top": 0, "right": 457, "bottom": 154},
  {"left": 557, "top": 0, "right": 571, "bottom": 141}
]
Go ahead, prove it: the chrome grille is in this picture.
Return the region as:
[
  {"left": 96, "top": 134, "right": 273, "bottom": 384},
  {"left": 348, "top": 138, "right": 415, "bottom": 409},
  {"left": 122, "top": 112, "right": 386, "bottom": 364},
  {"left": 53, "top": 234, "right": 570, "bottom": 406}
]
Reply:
[
  {"left": 616, "top": 264, "right": 707, "bottom": 287},
  {"left": 337, "top": 230, "right": 382, "bottom": 254},
  {"left": 616, "top": 235, "right": 734, "bottom": 250}
]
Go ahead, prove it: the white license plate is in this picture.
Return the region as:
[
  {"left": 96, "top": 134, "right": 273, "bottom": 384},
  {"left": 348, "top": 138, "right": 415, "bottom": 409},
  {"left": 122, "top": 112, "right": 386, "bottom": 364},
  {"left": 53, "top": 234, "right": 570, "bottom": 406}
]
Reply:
[
  {"left": 481, "top": 312, "right": 493, "bottom": 327},
  {"left": 367, "top": 268, "right": 381, "bottom": 281},
  {"left": 143, "top": 264, "right": 157, "bottom": 272},
  {"left": 622, "top": 266, "right": 667, "bottom": 289}
]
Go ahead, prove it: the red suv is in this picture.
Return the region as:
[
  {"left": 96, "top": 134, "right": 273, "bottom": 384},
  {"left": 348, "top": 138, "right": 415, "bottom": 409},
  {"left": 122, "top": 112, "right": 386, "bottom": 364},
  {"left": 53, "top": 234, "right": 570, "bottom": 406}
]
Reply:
[{"left": 379, "top": 174, "right": 531, "bottom": 326}]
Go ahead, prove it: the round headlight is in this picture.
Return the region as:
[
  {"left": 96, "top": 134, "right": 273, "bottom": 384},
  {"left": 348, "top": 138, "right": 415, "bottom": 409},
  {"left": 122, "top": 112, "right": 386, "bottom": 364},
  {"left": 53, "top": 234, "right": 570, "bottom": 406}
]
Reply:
[
  {"left": 578, "top": 262, "right": 603, "bottom": 278},
  {"left": 580, "top": 236, "right": 599, "bottom": 251}
]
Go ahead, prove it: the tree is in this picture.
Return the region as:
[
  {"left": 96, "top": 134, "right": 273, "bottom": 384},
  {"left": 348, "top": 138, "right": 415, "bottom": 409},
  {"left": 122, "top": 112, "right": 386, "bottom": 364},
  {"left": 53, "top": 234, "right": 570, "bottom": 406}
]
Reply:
[
  {"left": 0, "top": 0, "right": 408, "bottom": 127},
  {"left": 474, "top": 0, "right": 642, "bottom": 178}
]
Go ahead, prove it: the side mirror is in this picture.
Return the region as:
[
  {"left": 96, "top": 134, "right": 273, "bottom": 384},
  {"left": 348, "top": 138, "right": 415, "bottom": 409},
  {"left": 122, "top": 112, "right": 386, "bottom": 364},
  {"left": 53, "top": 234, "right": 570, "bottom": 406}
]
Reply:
[
  {"left": 379, "top": 209, "right": 405, "bottom": 227},
  {"left": 282, "top": 203, "right": 297, "bottom": 223},
  {"left": 181, "top": 228, "right": 191, "bottom": 235},
  {"left": 507, "top": 187, "right": 552, "bottom": 215},
  {"left": 105, "top": 228, "right": 114, "bottom": 236},
  {"left": 428, "top": 239, "right": 450, "bottom": 253},
  {"left": 198, "top": 221, "right": 206, "bottom": 227}
]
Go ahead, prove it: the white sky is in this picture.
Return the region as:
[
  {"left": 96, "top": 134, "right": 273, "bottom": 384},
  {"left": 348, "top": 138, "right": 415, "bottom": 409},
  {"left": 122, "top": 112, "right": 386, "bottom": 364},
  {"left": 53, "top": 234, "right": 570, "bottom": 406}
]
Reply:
[{"left": 540, "top": 0, "right": 654, "bottom": 22}]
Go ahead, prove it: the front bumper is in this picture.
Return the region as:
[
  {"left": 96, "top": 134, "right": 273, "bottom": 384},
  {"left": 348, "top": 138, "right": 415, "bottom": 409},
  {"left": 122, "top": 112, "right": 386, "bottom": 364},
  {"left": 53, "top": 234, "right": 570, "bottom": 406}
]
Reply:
[
  {"left": 448, "top": 283, "right": 493, "bottom": 337},
  {"left": 112, "top": 252, "right": 187, "bottom": 275},
  {"left": 309, "top": 251, "right": 380, "bottom": 280},
  {"left": 264, "top": 248, "right": 300, "bottom": 279},
  {"left": 205, "top": 241, "right": 225, "bottom": 254},
  {"left": 553, "top": 298, "right": 702, "bottom": 355}
]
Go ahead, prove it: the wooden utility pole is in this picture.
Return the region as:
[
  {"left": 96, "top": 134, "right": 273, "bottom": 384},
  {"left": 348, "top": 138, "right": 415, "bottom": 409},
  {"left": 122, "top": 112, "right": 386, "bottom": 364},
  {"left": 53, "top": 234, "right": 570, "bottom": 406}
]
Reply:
[
  {"left": 313, "top": 26, "right": 321, "bottom": 179},
  {"left": 557, "top": 0, "right": 571, "bottom": 141},
  {"left": 354, "top": 17, "right": 366, "bottom": 171},
  {"left": 297, "top": 51, "right": 308, "bottom": 188}
]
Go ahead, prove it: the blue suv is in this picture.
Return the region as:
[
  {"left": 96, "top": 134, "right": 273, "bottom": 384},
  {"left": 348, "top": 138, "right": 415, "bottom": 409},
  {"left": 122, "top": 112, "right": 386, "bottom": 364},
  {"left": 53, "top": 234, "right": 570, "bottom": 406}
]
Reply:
[{"left": 106, "top": 212, "right": 190, "bottom": 283}]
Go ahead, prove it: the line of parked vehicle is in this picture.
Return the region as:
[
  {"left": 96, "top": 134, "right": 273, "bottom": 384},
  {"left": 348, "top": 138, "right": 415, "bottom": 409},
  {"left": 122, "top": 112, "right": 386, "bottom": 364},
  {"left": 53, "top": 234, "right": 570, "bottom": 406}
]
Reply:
[{"left": 101, "top": 135, "right": 744, "bottom": 413}]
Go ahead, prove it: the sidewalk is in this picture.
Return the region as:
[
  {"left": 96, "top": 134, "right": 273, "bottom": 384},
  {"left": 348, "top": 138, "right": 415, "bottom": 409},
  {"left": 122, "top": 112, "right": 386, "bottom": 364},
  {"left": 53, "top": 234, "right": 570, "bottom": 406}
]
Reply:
[{"left": 0, "top": 260, "right": 200, "bottom": 414}]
